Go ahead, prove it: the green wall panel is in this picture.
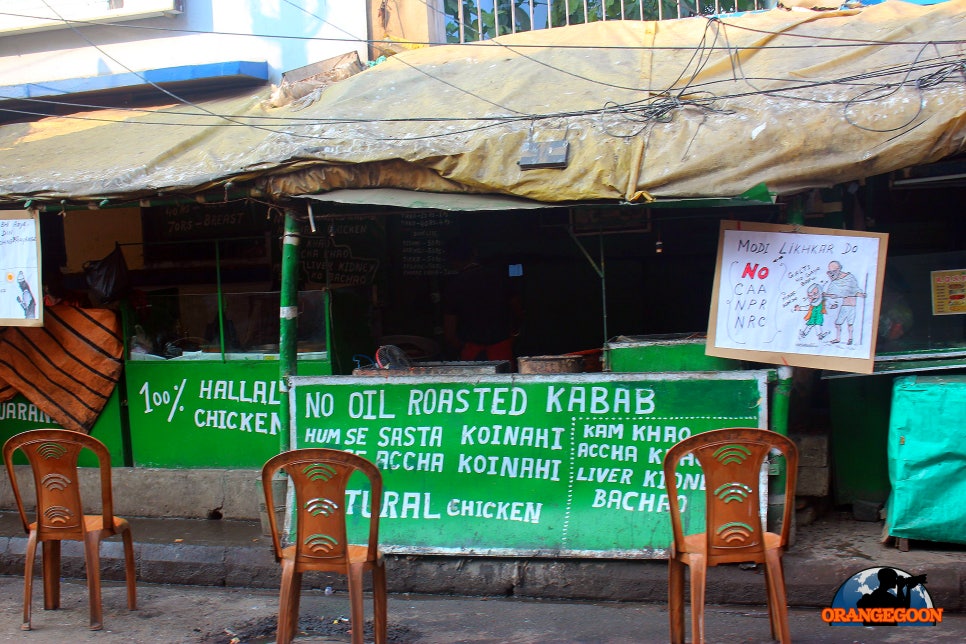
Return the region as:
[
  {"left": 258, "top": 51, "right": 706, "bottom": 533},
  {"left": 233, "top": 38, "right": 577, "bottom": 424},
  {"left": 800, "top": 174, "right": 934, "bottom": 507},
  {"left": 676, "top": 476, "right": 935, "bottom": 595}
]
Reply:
[
  {"left": 126, "top": 360, "right": 305, "bottom": 468},
  {"left": 0, "top": 390, "right": 125, "bottom": 467}
]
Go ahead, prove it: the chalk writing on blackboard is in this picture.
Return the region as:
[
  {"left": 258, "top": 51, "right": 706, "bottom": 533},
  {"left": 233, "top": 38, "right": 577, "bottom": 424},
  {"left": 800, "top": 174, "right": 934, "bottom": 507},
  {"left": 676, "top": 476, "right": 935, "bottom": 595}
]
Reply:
[
  {"left": 399, "top": 212, "right": 454, "bottom": 276},
  {"left": 300, "top": 217, "right": 383, "bottom": 287},
  {"left": 141, "top": 201, "right": 268, "bottom": 262}
]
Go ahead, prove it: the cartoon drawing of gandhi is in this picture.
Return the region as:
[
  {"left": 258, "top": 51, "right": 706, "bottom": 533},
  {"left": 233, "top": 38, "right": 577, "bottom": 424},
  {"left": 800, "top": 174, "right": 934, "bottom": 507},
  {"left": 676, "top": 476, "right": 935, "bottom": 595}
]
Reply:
[{"left": 823, "top": 261, "right": 866, "bottom": 345}]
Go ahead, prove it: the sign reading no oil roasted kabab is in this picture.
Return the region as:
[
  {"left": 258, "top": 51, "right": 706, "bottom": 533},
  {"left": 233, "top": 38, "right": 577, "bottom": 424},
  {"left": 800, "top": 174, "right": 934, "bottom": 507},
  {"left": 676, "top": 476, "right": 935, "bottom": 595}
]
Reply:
[{"left": 291, "top": 372, "right": 772, "bottom": 557}]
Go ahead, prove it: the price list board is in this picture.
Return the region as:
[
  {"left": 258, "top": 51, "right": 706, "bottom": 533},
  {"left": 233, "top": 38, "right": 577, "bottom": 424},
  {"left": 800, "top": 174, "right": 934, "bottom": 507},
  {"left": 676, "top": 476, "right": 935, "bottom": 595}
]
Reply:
[
  {"left": 141, "top": 201, "right": 268, "bottom": 262},
  {"left": 398, "top": 212, "right": 454, "bottom": 276}
]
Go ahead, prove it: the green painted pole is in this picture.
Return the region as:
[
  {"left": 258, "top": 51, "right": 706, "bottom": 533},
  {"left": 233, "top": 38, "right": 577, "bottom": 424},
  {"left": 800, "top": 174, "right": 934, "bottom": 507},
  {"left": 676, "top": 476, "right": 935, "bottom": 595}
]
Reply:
[
  {"left": 786, "top": 193, "right": 806, "bottom": 226},
  {"left": 279, "top": 210, "right": 300, "bottom": 453},
  {"left": 769, "top": 366, "right": 794, "bottom": 533}
]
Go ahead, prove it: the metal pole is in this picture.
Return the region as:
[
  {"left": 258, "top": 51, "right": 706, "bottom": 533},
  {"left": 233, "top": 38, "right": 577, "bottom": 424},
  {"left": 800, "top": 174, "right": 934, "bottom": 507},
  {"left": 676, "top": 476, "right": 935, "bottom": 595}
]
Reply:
[{"left": 279, "top": 209, "right": 300, "bottom": 453}]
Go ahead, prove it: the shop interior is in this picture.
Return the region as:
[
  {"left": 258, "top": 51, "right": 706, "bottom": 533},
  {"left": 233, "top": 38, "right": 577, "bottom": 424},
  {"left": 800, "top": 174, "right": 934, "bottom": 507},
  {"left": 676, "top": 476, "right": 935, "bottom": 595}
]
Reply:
[{"left": 36, "top": 165, "right": 966, "bottom": 376}]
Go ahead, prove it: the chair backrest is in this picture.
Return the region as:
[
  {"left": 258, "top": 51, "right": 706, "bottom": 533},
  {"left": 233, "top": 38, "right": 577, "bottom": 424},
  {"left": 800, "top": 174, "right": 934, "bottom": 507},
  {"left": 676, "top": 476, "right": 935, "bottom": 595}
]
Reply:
[
  {"left": 2, "top": 428, "right": 116, "bottom": 538},
  {"left": 261, "top": 448, "right": 383, "bottom": 566},
  {"left": 663, "top": 428, "right": 798, "bottom": 562}
]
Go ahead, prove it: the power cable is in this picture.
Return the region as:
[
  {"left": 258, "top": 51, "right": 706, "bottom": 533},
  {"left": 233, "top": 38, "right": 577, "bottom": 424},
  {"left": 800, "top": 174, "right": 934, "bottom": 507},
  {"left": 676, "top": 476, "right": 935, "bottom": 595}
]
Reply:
[
  {"left": 0, "top": 8, "right": 960, "bottom": 144},
  {"left": 27, "top": 0, "right": 313, "bottom": 141}
]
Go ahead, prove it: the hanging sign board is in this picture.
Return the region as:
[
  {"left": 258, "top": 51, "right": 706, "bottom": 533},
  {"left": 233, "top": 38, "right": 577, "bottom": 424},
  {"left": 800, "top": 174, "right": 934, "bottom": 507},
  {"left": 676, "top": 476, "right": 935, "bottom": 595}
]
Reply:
[
  {"left": 706, "top": 221, "right": 888, "bottom": 374},
  {"left": 930, "top": 268, "right": 966, "bottom": 316},
  {"left": 290, "top": 371, "right": 772, "bottom": 557},
  {"left": 0, "top": 210, "right": 42, "bottom": 327}
]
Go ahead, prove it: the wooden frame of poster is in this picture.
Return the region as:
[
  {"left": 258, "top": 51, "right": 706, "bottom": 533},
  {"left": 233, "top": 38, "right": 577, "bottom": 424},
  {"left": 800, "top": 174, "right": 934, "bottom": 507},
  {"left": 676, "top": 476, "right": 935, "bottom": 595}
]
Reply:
[
  {"left": 1, "top": 210, "right": 43, "bottom": 327},
  {"left": 706, "top": 220, "right": 888, "bottom": 374}
]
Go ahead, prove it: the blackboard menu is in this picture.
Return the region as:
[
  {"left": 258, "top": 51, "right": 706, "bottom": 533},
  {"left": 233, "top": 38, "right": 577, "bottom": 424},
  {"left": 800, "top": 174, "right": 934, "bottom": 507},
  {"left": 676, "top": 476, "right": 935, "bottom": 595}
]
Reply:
[
  {"left": 300, "top": 216, "right": 384, "bottom": 287},
  {"left": 141, "top": 201, "right": 268, "bottom": 262},
  {"left": 398, "top": 211, "right": 454, "bottom": 276}
]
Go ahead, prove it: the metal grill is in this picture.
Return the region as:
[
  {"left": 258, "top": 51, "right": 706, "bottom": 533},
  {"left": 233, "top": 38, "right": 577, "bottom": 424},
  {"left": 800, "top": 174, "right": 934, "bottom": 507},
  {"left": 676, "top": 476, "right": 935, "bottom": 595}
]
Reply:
[{"left": 446, "top": 0, "right": 774, "bottom": 43}]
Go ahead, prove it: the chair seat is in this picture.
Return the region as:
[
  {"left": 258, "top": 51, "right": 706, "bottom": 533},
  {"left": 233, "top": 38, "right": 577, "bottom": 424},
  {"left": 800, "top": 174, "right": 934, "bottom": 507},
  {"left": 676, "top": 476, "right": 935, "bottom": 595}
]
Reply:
[
  {"left": 279, "top": 543, "right": 383, "bottom": 568},
  {"left": 28, "top": 515, "right": 129, "bottom": 538},
  {"left": 677, "top": 531, "right": 783, "bottom": 563}
]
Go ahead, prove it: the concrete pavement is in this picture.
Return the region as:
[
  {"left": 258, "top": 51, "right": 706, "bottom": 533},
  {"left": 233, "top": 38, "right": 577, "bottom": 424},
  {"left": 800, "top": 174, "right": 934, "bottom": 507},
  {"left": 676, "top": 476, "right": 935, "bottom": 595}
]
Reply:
[
  {"left": 0, "top": 577, "right": 964, "bottom": 643},
  {"left": 1, "top": 510, "right": 962, "bottom": 609},
  {"left": 0, "top": 510, "right": 964, "bottom": 642}
]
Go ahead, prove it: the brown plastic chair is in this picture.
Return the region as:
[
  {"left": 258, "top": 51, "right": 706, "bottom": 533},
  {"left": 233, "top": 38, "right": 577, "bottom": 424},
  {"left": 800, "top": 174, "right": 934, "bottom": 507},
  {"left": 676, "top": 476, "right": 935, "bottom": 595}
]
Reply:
[
  {"left": 663, "top": 428, "right": 798, "bottom": 644},
  {"left": 2, "top": 428, "right": 137, "bottom": 631},
  {"left": 262, "top": 448, "right": 387, "bottom": 644}
]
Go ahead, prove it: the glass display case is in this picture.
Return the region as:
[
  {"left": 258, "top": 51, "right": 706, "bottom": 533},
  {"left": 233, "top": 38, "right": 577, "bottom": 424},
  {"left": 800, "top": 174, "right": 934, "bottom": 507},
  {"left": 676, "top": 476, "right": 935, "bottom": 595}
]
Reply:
[
  {"left": 126, "top": 288, "right": 328, "bottom": 361},
  {"left": 874, "top": 249, "right": 966, "bottom": 360}
]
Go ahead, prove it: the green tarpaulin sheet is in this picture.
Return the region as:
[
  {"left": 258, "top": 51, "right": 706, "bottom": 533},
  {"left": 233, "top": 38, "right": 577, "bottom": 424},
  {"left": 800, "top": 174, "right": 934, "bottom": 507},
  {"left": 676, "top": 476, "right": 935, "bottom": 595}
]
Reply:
[{"left": 887, "top": 375, "right": 966, "bottom": 545}]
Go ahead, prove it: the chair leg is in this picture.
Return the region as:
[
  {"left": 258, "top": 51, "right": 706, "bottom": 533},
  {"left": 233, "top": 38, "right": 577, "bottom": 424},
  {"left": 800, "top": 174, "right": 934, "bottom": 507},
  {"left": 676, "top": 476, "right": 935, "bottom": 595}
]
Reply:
[
  {"left": 763, "top": 559, "right": 779, "bottom": 639},
  {"left": 373, "top": 560, "right": 388, "bottom": 644},
  {"left": 764, "top": 551, "right": 791, "bottom": 644},
  {"left": 84, "top": 532, "right": 104, "bottom": 630},
  {"left": 22, "top": 531, "right": 38, "bottom": 631},
  {"left": 122, "top": 526, "right": 137, "bottom": 610},
  {"left": 276, "top": 562, "right": 300, "bottom": 644},
  {"left": 688, "top": 554, "right": 708, "bottom": 644},
  {"left": 41, "top": 540, "right": 61, "bottom": 610},
  {"left": 668, "top": 557, "right": 686, "bottom": 644},
  {"left": 288, "top": 571, "right": 303, "bottom": 643},
  {"left": 348, "top": 564, "right": 365, "bottom": 644}
]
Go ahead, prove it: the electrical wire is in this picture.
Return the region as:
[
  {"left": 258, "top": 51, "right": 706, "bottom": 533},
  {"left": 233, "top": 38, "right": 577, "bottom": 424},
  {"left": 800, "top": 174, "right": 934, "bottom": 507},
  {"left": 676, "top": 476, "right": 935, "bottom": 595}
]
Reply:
[
  {"left": 26, "top": 0, "right": 307, "bottom": 140},
  {"left": 2, "top": 44, "right": 959, "bottom": 139},
  {"left": 0, "top": 8, "right": 960, "bottom": 144}
]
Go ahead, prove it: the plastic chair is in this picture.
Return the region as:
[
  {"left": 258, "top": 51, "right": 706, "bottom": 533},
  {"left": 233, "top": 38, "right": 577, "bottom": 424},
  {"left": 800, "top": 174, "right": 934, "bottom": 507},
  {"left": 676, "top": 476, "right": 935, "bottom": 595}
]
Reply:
[
  {"left": 262, "top": 448, "right": 387, "bottom": 644},
  {"left": 663, "top": 428, "right": 798, "bottom": 644},
  {"left": 2, "top": 429, "right": 137, "bottom": 631}
]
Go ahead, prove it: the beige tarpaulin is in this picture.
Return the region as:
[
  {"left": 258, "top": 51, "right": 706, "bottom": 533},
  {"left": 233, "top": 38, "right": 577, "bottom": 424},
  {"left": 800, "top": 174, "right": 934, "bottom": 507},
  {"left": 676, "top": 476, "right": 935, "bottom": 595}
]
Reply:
[{"left": 0, "top": 1, "right": 963, "bottom": 204}]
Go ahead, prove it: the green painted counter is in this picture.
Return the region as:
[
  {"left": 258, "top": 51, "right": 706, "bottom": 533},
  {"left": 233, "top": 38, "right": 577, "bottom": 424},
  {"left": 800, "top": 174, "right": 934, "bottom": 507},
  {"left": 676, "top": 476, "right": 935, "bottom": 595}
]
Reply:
[
  {"left": 125, "top": 356, "right": 331, "bottom": 468},
  {"left": 0, "top": 391, "right": 125, "bottom": 467},
  {"left": 290, "top": 370, "right": 776, "bottom": 557},
  {"left": 604, "top": 335, "right": 741, "bottom": 372}
]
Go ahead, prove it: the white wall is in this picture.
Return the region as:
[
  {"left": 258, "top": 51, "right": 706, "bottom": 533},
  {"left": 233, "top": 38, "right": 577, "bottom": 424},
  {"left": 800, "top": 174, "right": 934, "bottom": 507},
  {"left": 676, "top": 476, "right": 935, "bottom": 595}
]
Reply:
[{"left": 0, "top": 0, "right": 369, "bottom": 88}]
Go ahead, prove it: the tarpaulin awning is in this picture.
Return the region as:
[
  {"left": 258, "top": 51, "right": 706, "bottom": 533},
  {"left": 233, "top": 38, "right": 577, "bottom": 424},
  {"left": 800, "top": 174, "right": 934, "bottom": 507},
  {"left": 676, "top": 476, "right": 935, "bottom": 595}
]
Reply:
[
  {"left": 299, "top": 183, "right": 776, "bottom": 211},
  {"left": 0, "top": 0, "right": 963, "bottom": 204},
  {"left": 302, "top": 188, "right": 549, "bottom": 211}
]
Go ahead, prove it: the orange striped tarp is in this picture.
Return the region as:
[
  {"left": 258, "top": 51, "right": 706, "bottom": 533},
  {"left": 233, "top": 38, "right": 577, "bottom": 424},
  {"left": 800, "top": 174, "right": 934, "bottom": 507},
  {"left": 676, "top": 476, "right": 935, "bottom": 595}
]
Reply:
[{"left": 0, "top": 306, "right": 122, "bottom": 433}]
